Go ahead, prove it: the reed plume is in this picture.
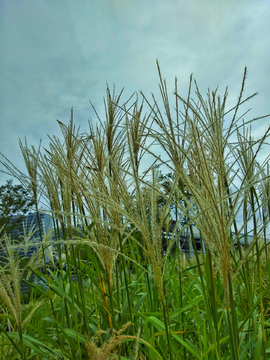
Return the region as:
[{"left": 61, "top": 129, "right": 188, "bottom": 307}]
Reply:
[
  {"left": 85, "top": 322, "right": 149, "bottom": 360},
  {"left": 0, "top": 233, "right": 43, "bottom": 329}
]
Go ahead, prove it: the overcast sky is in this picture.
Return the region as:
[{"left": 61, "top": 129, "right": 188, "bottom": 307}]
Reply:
[{"left": 0, "top": 0, "right": 270, "bottom": 185}]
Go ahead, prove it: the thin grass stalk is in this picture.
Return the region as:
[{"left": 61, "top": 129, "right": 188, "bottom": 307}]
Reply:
[
  {"left": 89, "top": 238, "right": 115, "bottom": 334},
  {"left": 205, "top": 249, "right": 221, "bottom": 358},
  {"left": 177, "top": 249, "right": 187, "bottom": 360},
  {"left": 101, "top": 274, "right": 114, "bottom": 334},
  {"left": 61, "top": 244, "right": 81, "bottom": 359},
  {"left": 160, "top": 294, "right": 173, "bottom": 360},
  {"left": 250, "top": 185, "right": 260, "bottom": 263},
  {"left": 233, "top": 242, "right": 255, "bottom": 348},
  {"left": 259, "top": 162, "right": 270, "bottom": 260},
  {"left": 227, "top": 271, "right": 239, "bottom": 360},
  {"left": 70, "top": 244, "right": 84, "bottom": 356},
  {"left": 258, "top": 261, "right": 267, "bottom": 359},
  {"left": 103, "top": 253, "right": 118, "bottom": 334},
  {"left": 241, "top": 195, "right": 259, "bottom": 344},
  {"left": 190, "top": 227, "right": 222, "bottom": 359},
  {"left": 262, "top": 208, "right": 268, "bottom": 260},
  {"left": 118, "top": 233, "right": 135, "bottom": 335},
  {"left": 76, "top": 245, "right": 89, "bottom": 336},
  {"left": 145, "top": 270, "right": 153, "bottom": 313},
  {"left": 87, "top": 246, "right": 102, "bottom": 343},
  {"left": 161, "top": 254, "right": 174, "bottom": 353},
  {"left": 114, "top": 259, "right": 121, "bottom": 325},
  {"left": 178, "top": 178, "right": 206, "bottom": 358},
  {"left": 63, "top": 244, "right": 75, "bottom": 327},
  {"left": 250, "top": 185, "right": 261, "bottom": 349}
]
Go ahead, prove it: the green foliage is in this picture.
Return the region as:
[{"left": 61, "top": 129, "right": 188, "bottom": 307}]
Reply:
[{"left": 0, "top": 179, "right": 34, "bottom": 237}]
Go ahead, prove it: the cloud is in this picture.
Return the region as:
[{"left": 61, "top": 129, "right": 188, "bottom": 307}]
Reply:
[{"left": 0, "top": 0, "right": 269, "bottom": 185}]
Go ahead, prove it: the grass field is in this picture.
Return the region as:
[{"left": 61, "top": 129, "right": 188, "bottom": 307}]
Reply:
[{"left": 0, "top": 65, "right": 270, "bottom": 359}]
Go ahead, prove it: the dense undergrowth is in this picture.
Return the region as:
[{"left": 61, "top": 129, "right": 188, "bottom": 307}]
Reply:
[{"left": 0, "top": 64, "right": 270, "bottom": 359}]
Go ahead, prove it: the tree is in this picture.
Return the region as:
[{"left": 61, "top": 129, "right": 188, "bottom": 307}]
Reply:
[{"left": 0, "top": 179, "right": 34, "bottom": 238}]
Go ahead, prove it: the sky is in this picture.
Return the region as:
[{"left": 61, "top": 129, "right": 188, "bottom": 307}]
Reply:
[{"left": 0, "top": 0, "right": 270, "bottom": 185}]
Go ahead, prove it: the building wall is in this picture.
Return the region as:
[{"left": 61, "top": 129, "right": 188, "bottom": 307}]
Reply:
[{"left": 8, "top": 212, "right": 53, "bottom": 242}]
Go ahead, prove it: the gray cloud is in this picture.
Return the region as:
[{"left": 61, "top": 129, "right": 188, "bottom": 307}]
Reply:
[{"left": 0, "top": 0, "right": 269, "bottom": 184}]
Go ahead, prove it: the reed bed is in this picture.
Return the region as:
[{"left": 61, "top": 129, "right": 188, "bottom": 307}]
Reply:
[{"left": 0, "top": 65, "right": 270, "bottom": 359}]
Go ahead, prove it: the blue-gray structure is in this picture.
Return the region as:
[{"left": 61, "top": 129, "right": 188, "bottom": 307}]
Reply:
[
  {"left": 8, "top": 212, "right": 53, "bottom": 241},
  {"left": 1, "top": 212, "right": 56, "bottom": 267},
  {"left": 178, "top": 223, "right": 254, "bottom": 255}
]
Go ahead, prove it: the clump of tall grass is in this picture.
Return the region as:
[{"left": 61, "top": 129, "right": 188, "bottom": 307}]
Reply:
[{"left": 0, "top": 64, "right": 270, "bottom": 359}]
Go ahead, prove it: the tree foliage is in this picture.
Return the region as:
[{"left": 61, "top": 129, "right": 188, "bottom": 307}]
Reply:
[{"left": 0, "top": 179, "right": 34, "bottom": 237}]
